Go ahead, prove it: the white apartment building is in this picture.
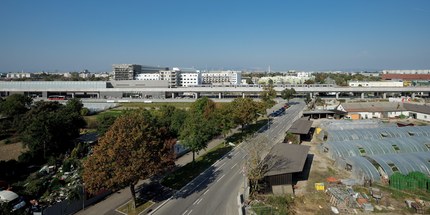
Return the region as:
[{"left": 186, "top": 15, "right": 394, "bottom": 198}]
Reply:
[
  {"left": 135, "top": 73, "right": 160, "bottom": 81},
  {"left": 258, "top": 75, "right": 312, "bottom": 84},
  {"left": 160, "top": 69, "right": 179, "bottom": 88},
  {"left": 381, "top": 70, "right": 430, "bottom": 74},
  {"left": 6, "top": 72, "right": 33, "bottom": 79},
  {"left": 297, "top": 72, "right": 312, "bottom": 78},
  {"left": 180, "top": 71, "right": 201, "bottom": 87},
  {"left": 201, "top": 70, "right": 242, "bottom": 85},
  {"left": 348, "top": 81, "right": 403, "bottom": 87},
  {"left": 79, "top": 70, "right": 91, "bottom": 78}
]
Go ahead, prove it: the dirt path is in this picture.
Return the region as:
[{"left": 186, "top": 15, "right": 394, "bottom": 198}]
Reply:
[{"left": 0, "top": 142, "right": 26, "bottom": 161}]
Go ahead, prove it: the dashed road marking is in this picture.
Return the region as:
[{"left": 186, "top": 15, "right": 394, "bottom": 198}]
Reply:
[
  {"left": 203, "top": 189, "right": 210, "bottom": 195},
  {"left": 215, "top": 162, "right": 226, "bottom": 171},
  {"left": 217, "top": 174, "right": 226, "bottom": 182},
  {"left": 231, "top": 163, "right": 238, "bottom": 169}
]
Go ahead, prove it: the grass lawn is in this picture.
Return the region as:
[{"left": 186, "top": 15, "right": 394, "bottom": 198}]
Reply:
[
  {"left": 116, "top": 200, "right": 154, "bottom": 215},
  {"left": 84, "top": 109, "right": 125, "bottom": 129},
  {"left": 161, "top": 144, "right": 232, "bottom": 190},
  {"left": 120, "top": 102, "right": 193, "bottom": 109}
]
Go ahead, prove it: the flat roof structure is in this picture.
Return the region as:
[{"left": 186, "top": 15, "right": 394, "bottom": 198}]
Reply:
[
  {"left": 288, "top": 118, "right": 313, "bottom": 135},
  {"left": 338, "top": 102, "right": 406, "bottom": 113},
  {"left": 265, "top": 144, "right": 310, "bottom": 176}
]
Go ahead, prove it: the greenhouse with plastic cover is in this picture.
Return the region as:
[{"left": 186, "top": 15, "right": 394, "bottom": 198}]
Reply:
[
  {"left": 316, "top": 121, "right": 430, "bottom": 185},
  {"left": 317, "top": 125, "right": 430, "bottom": 142},
  {"left": 334, "top": 152, "right": 430, "bottom": 183}
]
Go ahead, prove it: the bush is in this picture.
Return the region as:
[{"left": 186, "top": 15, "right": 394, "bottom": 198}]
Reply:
[{"left": 62, "top": 158, "right": 80, "bottom": 172}]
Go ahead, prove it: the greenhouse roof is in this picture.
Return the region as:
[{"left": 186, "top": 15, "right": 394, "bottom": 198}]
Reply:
[
  {"left": 323, "top": 125, "right": 430, "bottom": 142},
  {"left": 323, "top": 136, "right": 430, "bottom": 159},
  {"left": 345, "top": 152, "right": 430, "bottom": 182},
  {"left": 319, "top": 119, "right": 394, "bottom": 131}
]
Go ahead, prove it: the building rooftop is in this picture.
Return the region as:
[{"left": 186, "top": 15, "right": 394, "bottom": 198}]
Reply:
[
  {"left": 404, "top": 103, "right": 430, "bottom": 115},
  {"left": 265, "top": 144, "right": 310, "bottom": 176},
  {"left": 338, "top": 102, "right": 406, "bottom": 112},
  {"left": 288, "top": 118, "right": 313, "bottom": 135}
]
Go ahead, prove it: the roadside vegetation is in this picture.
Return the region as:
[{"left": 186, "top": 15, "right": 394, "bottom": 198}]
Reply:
[{"left": 0, "top": 88, "right": 276, "bottom": 214}]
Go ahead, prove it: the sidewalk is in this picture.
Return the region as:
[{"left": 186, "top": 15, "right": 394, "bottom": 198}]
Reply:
[{"left": 76, "top": 127, "right": 240, "bottom": 215}]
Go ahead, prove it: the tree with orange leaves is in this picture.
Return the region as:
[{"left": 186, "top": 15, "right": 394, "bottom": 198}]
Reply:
[{"left": 82, "top": 110, "right": 175, "bottom": 209}]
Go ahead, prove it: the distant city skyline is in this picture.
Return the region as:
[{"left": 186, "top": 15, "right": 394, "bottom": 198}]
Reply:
[{"left": 1, "top": 0, "right": 429, "bottom": 73}]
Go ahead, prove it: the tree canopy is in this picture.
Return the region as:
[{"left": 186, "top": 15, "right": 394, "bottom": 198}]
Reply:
[
  {"left": 18, "top": 100, "right": 86, "bottom": 162},
  {"left": 83, "top": 110, "right": 175, "bottom": 208},
  {"left": 231, "top": 98, "right": 262, "bottom": 130},
  {"left": 260, "top": 83, "right": 277, "bottom": 108},
  {"left": 180, "top": 97, "right": 218, "bottom": 162},
  {"left": 281, "top": 88, "right": 296, "bottom": 103},
  {"left": 0, "top": 94, "right": 32, "bottom": 118}
]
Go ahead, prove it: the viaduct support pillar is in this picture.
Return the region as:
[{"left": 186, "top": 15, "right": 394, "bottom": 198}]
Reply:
[
  {"left": 172, "top": 93, "right": 175, "bottom": 99},
  {"left": 383, "top": 93, "right": 386, "bottom": 99},
  {"left": 219, "top": 92, "right": 222, "bottom": 99},
  {"left": 42, "top": 91, "right": 48, "bottom": 99},
  {"left": 336, "top": 93, "right": 339, "bottom": 100},
  {"left": 242, "top": 93, "right": 245, "bottom": 98},
  {"left": 361, "top": 93, "right": 365, "bottom": 99},
  {"left": 412, "top": 93, "right": 416, "bottom": 99},
  {"left": 194, "top": 93, "right": 200, "bottom": 99}
]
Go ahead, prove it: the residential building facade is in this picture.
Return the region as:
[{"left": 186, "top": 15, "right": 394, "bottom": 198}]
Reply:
[{"left": 201, "top": 70, "right": 242, "bottom": 85}]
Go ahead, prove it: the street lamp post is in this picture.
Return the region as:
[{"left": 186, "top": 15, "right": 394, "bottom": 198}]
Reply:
[{"left": 82, "top": 183, "right": 85, "bottom": 211}]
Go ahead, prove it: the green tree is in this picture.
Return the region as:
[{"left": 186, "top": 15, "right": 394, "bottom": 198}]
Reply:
[
  {"left": 156, "top": 105, "right": 187, "bottom": 137},
  {"left": 305, "top": 93, "right": 312, "bottom": 105},
  {"left": 214, "top": 103, "right": 235, "bottom": 138},
  {"left": 180, "top": 114, "right": 213, "bottom": 162},
  {"left": 0, "top": 94, "right": 32, "bottom": 117},
  {"left": 96, "top": 114, "right": 118, "bottom": 135},
  {"left": 83, "top": 111, "right": 175, "bottom": 209},
  {"left": 231, "top": 98, "right": 260, "bottom": 131},
  {"left": 65, "top": 98, "right": 83, "bottom": 113},
  {"left": 19, "top": 101, "right": 86, "bottom": 162},
  {"left": 180, "top": 97, "right": 217, "bottom": 162},
  {"left": 281, "top": 88, "right": 296, "bottom": 103},
  {"left": 260, "top": 83, "right": 276, "bottom": 108}
]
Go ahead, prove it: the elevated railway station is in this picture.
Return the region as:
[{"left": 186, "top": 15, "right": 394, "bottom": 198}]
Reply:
[{"left": 1, "top": 81, "right": 430, "bottom": 100}]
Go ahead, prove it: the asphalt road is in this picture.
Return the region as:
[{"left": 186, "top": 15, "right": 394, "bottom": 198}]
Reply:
[{"left": 151, "top": 99, "right": 306, "bottom": 215}]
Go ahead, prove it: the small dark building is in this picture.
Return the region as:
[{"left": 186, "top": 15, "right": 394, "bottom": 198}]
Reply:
[
  {"left": 288, "top": 117, "right": 314, "bottom": 142},
  {"left": 264, "top": 144, "right": 310, "bottom": 195}
]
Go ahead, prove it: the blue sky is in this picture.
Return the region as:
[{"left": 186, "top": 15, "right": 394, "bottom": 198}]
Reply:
[{"left": 1, "top": 0, "right": 429, "bottom": 72}]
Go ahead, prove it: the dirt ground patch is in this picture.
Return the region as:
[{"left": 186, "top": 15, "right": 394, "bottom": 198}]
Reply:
[{"left": 0, "top": 142, "right": 26, "bottom": 161}]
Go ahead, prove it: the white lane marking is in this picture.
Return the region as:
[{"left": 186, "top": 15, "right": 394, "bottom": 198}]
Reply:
[
  {"left": 215, "top": 162, "right": 226, "bottom": 171},
  {"left": 231, "top": 163, "right": 238, "bottom": 169},
  {"left": 193, "top": 198, "right": 199, "bottom": 205},
  {"left": 203, "top": 189, "right": 210, "bottom": 195},
  {"left": 182, "top": 210, "right": 188, "bottom": 215},
  {"left": 217, "top": 174, "right": 226, "bottom": 182},
  {"left": 187, "top": 210, "right": 193, "bottom": 215},
  {"left": 196, "top": 198, "right": 203, "bottom": 205},
  {"left": 148, "top": 196, "right": 172, "bottom": 214},
  {"left": 213, "top": 160, "right": 220, "bottom": 165},
  {"left": 242, "top": 155, "right": 246, "bottom": 159}
]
